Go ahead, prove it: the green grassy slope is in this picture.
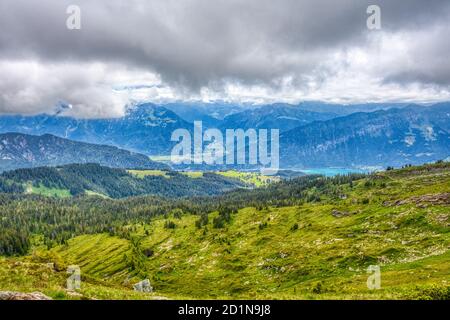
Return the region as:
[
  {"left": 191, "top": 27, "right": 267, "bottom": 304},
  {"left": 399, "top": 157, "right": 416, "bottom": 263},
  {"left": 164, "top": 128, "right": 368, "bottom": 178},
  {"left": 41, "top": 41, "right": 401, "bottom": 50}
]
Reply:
[
  {"left": 27, "top": 183, "right": 71, "bottom": 198},
  {"left": 178, "top": 170, "right": 281, "bottom": 186},
  {"left": 215, "top": 170, "right": 280, "bottom": 187},
  {"left": 129, "top": 169, "right": 281, "bottom": 187},
  {"left": 0, "top": 163, "right": 448, "bottom": 300},
  {"left": 127, "top": 170, "right": 170, "bottom": 179}
]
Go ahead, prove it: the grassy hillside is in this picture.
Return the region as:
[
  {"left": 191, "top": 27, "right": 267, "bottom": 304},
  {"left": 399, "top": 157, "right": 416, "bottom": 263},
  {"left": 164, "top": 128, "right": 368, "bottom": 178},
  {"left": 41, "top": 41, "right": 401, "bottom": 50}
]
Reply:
[
  {"left": 215, "top": 171, "right": 280, "bottom": 187},
  {"left": 25, "top": 182, "right": 71, "bottom": 198},
  {"left": 179, "top": 170, "right": 281, "bottom": 186},
  {"left": 129, "top": 169, "right": 281, "bottom": 187},
  {"left": 128, "top": 170, "right": 170, "bottom": 179},
  {"left": 179, "top": 170, "right": 282, "bottom": 186},
  {"left": 0, "top": 163, "right": 448, "bottom": 300}
]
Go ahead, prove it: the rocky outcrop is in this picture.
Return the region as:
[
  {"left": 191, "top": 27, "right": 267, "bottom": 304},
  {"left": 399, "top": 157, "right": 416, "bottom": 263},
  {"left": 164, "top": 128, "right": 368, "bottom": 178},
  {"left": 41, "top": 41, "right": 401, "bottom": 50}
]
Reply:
[
  {"left": 0, "top": 291, "right": 52, "bottom": 300},
  {"left": 331, "top": 209, "right": 361, "bottom": 218},
  {"left": 383, "top": 193, "right": 450, "bottom": 207},
  {"left": 133, "top": 279, "right": 153, "bottom": 293},
  {"left": 331, "top": 210, "right": 351, "bottom": 218}
]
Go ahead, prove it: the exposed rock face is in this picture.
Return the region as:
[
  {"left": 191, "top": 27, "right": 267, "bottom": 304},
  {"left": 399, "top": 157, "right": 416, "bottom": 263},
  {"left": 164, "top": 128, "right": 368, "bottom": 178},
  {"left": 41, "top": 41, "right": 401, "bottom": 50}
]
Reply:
[
  {"left": 331, "top": 209, "right": 361, "bottom": 218},
  {"left": 383, "top": 193, "right": 450, "bottom": 207},
  {"left": 133, "top": 279, "right": 153, "bottom": 293},
  {"left": 0, "top": 291, "right": 52, "bottom": 300},
  {"left": 331, "top": 210, "right": 350, "bottom": 218}
]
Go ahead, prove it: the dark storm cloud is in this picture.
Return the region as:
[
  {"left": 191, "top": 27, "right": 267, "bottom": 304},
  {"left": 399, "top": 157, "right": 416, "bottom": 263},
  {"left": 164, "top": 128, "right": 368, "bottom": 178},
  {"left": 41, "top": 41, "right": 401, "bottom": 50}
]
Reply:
[
  {"left": 0, "top": 0, "right": 449, "bottom": 116},
  {"left": 1, "top": 0, "right": 449, "bottom": 88}
]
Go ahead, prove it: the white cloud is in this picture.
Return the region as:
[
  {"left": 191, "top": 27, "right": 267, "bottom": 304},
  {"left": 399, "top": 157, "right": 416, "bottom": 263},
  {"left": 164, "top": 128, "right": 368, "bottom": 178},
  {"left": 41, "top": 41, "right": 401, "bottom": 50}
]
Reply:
[
  {"left": 0, "top": 0, "right": 449, "bottom": 116},
  {"left": 0, "top": 60, "right": 161, "bottom": 118}
]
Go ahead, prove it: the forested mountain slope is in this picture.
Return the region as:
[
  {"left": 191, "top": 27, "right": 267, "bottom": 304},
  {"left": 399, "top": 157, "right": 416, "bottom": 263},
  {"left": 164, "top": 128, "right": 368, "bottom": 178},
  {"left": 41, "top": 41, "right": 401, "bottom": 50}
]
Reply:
[
  {"left": 0, "top": 163, "right": 246, "bottom": 198},
  {"left": 0, "top": 132, "right": 167, "bottom": 171}
]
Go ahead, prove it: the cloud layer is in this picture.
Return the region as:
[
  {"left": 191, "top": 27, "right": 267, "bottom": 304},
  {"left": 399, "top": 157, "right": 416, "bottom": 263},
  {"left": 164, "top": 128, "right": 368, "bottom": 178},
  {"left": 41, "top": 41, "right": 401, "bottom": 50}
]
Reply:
[{"left": 0, "top": 0, "right": 449, "bottom": 117}]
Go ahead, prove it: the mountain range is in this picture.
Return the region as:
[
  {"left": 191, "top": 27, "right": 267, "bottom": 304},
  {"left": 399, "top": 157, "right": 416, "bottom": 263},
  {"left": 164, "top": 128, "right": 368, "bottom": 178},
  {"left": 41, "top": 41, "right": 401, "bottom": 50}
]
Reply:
[
  {"left": 0, "top": 104, "right": 191, "bottom": 155},
  {"left": 0, "top": 101, "right": 448, "bottom": 170},
  {"left": 218, "top": 103, "right": 338, "bottom": 132},
  {"left": 281, "top": 103, "right": 450, "bottom": 168}
]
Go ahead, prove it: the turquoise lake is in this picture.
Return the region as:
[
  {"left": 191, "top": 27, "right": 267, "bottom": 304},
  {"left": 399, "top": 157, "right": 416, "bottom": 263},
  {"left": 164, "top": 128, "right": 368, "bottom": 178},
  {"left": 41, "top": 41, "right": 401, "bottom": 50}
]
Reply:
[{"left": 293, "top": 168, "right": 370, "bottom": 177}]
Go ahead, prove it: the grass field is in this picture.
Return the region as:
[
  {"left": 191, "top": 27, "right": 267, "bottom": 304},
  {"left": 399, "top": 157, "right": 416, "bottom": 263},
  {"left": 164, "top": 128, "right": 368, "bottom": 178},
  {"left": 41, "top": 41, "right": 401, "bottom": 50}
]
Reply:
[
  {"left": 127, "top": 170, "right": 170, "bottom": 179},
  {"left": 129, "top": 169, "right": 279, "bottom": 186},
  {"left": 179, "top": 171, "right": 204, "bottom": 178},
  {"left": 215, "top": 170, "right": 280, "bottom": 187},
  {"left": 27, "top": 183, "right": 71, "bottom": 198},
  {"left": 179, "top": 170, "right": 280, "bottom": 186},
  {"left": 84, "top": 190, "right": 109, "bottom": 198}
]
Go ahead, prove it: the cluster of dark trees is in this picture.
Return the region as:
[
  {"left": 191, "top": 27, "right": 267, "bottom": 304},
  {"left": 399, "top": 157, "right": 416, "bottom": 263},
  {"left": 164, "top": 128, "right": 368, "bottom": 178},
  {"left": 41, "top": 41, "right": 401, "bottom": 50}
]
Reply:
[
  {"left": 0, "top": 164, "right": 245, "bottom": 198},
  {"left": 0, "top": 177, "right": 25, "bottom": 194},
  {"left": 0, "top": 227, "right": 30, "bottom": 256}
]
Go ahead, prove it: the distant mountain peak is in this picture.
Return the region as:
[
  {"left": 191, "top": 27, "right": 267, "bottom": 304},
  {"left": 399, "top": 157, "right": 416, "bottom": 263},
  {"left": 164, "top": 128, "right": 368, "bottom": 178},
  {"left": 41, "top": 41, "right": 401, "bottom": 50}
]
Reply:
[{"left": 124, "top": 103, "right": 185, "bottom": 128}]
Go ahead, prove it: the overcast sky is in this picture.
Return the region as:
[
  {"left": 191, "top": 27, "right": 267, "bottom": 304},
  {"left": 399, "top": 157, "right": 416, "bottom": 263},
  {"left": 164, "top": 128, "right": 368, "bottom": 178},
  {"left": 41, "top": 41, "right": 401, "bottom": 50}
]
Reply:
[{"left": 0, "top": 0, "right": 449, "bottom": 117}]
